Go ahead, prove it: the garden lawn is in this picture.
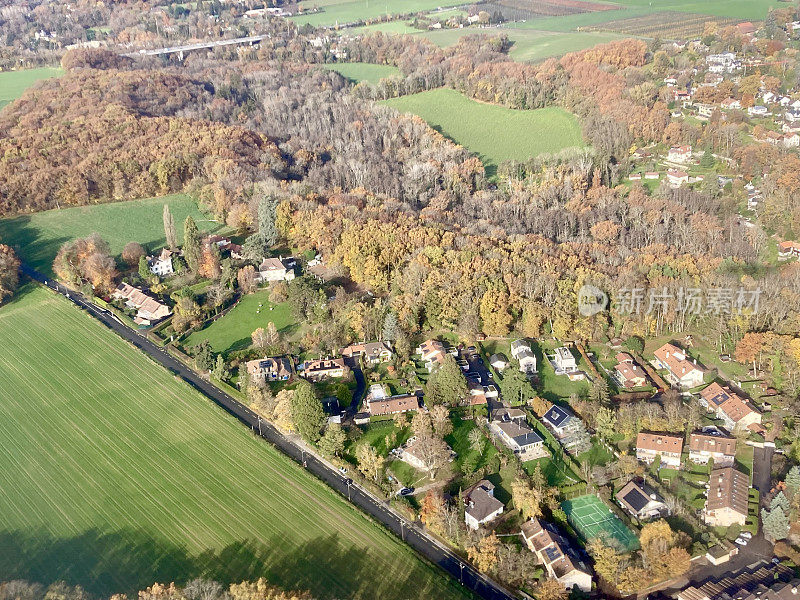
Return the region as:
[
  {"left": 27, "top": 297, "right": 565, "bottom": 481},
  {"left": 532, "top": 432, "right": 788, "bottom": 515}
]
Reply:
[
  {"left": 183, "top": 290, "right": 296, "bottom": 354},
  {"left": 446, "top": 415, "right": 497, "bottom": 475},
  {"left": 0, "top": 194, "right": 222, "bottom": 277},
  {"left": 381, "top": 89, "right": 584, "bottom": 177},
  {"left": 0, "top": 285, "right": 471, "bottom": 600},
  {"left": 522, "top": 456, "right": 574, "bottom": 487},
  {"left": 289, "top": 0, "right": 462, "bottom": 26},
  {"left": 321, "top": 62, "right": 401, "bottom": 84},
  {"left": 0, "top": 67, "right": 62, "bottom": 110}
]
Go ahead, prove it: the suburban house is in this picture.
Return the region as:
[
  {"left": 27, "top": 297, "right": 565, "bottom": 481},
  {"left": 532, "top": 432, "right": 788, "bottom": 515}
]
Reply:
[
  {"left": 463, "top": 480, "right": 504, "bottom": 529},
  {"left": 667, "top": 145, "right": 692, "bottom": 163},
  {"left": 493, "top": 419, "right": 546, "bottom": 460},
  {"left": 245, "top": 357, "right": 293, "bottom": 384},
  {"left": 147, "top": 248, "right": 174, "bottom": 277},
  {"left": 542, "top": 404, "right": 591, "bottom": 455},
  {"left": 489, "top": 353, "right": 509, "bottom": 371},
  {"left": 653, "top": 343, "right": 705, "bottom": 389},
  {"left": 208, "top": 234, "right": 243, "bottom": 259},
  {"left": 667, "top": 169, "right": 689, "bottom": 187},
  {"left": 635, "top": 432, "right": 684, "bottom": 468},
  {"left": 367, "top": 393, "right": 419, "bottom": 417},
  {"left": 257, "top": 257, "right": 296, "bottom": 282},
  {"left": 616, "top": 480, "right": 669, "bottom": 520},
  {"left": 748, "top": 105, "right": 769, "bottom": 117},
  {"left": 465, "top": 381, "right": 488, "bottom": 407},
  {"left": 341, "top": 341, "right": 393, "bottom": 365},
  {"left": 688, "top": 430, "right": 737, "bottom": 467},
  {"left": 399, "top": 437, "right": 452, "bottom": 473},
  {"left": 299, "top": 357, "right": 349, "bottom": 382},
  {"left": 778, "top": 240, "right": 800, "bottom": 260},
  {"left": 699, "top": 382, "right": 762, "bottom": 432},
  {"left": 520, "top": 518, "right": 592, "bottom": 592},
  {"left": 492, "top": 406, "right": 526, "bottom": 423},
  {"left": 416, "top": 339, "right": 447, "bottom": 371},
  {"left": 552, "top": 347, "right": 578, "bottom": 373},
  {"left": 677, "top": 564, "right": 796, "bottom": 600},
  {"left": 703, "top": 467, "right": 750, "bottom": 527},
  {"left": 614, "top": 352, "right": 648, "bottom": 388},
  {"left": 510, "top": 339, "right": 537, "bottom": 374},
  {"left": 112, "top": 283, "right": 171, "bottom": 325},
  {"left": 721, "top": 97, "right": 741, "bottom": 110}
]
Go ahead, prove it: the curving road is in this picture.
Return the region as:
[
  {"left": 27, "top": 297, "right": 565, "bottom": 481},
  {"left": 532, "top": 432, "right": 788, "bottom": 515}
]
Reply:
[{"left": 22, "top": 265, "right": 516, "bottom": 600}]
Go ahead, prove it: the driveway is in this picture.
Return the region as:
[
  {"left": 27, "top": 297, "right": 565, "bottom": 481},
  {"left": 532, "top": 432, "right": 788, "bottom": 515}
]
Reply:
[
  {"left": 343, "top": 356, "right": 365, "bottom": 416},
  {"left": 752, "top": 446, "right": 774, "bottom": 503}
]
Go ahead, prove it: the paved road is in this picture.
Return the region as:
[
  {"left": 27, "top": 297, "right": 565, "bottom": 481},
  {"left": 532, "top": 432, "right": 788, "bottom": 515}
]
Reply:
[
  {"left": 122, "top": 34, "right": 269, "bottom": 57},
  {"left": 23, "top": 266, "right": 515, "bottom": 600}
]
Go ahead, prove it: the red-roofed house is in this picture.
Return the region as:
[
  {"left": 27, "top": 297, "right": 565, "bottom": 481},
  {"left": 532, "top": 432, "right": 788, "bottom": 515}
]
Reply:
[
  {"left": 636, "top": 432, "right": 684, "bottom": 468},
  {"left": 653, "top": 343, "right": 705, "bottom": 389}
]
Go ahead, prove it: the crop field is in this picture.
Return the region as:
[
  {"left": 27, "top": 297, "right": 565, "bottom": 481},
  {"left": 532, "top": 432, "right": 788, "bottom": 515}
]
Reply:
[
  {"left": 0, "top": 194, "right": 221, "bottom": 276},
  {"left": 0, "top": 67, "right": 62, "bottom": 110},
  {"left": 345, "top": 20, "right": 420, "bottom": 34},
  {"left": 289, "top": 0, "right": 462, "bottom": 27},
  {"left": 321, "top": 62, "right": 401, "bottom": 84},
  {"left": 183, "top": 290, "right": 296, "bottom": 353},
  {"left": 0, "top": 285, "right": 471, "bottom": 600},
  {"left": 585, "top": 0, "right": 782, "bottom": 21},
  {"left": 585, "top": 11, "right": 738, "bottom": 39},
  {"left": 381, "top": 88, "right": 584, "bottom": 177}
]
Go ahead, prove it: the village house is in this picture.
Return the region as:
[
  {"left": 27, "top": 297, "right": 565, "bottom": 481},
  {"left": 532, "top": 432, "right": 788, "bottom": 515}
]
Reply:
[
  {"left": 552, "top": 346, "right": 578, "bottom": 374},
  {"left": 299, "top": 357, "right": 349, "bottom": 382},
  {"left": 653, "top": 343, "right": 705, "bottom": 389},
  {"left": 489, "top": 353, "right": 509, "bottom": 372},
  {"left": 463, "top": 480, "right": 504, "bottom": 529},
  {"left": 703, "top": 467, "right": 750, "bottom": 527},
  {"left": 465, "top": 381, "right": 488, "bottom": 407},
  {"left": 399, "top": 437, "right": 453, "bottom": 473},
  {"left": 492, "top": 417, "right": 547, "bottom": 460},
  {"left": 510, "top": 339, "right": 537, "bottom": 374},
  {"left": 616, "top": 480, "right": 669, "bottom": 520},
  {"left": 245, "top": 357, "right": 293, "bottom": 384},
  {"left": 678, "top": 565, "right": 797, "bottom": 600},
  {"left": 636, "top": 432, "right": 684, "bottom": 468},
  {"left": 629, "top": 173, "right": 642, "bottom": 181},
  {"left": 778, "top": 240, "right": 800, "bottom": 260},
  {"left": 341, "top": 341, "right": 393, "bottom": 365},
  {"left": 366, "top": 388, "right": 419, "bottom": 417},
  {"left": 667, "top": 145, "right": 692, "bottom": 163},
  {"left": 783, "top": 133, "right": 800, "bottom": 148},
  {"left": 644, "top": 171, "right": 660, "bottom": 180},
  {"left": 706, "top": 52, "right": 740, "bottom": 74},
  {"left": 208, "top": 234, "right": 243, "bottom": 259},
  {"left": 112, "top": 283, "right": 171, "bottom": 325},
  {"left": 748, "top": 105, "right": 769, "bottom": 117},
  {"left": 696, "top": 104, "right": 715, "bottom": 119},
  {"left": 699, "top": 382, "right": 762, "bottom": 432},
  {"left": 542, "top": 404, "right": 591, "bottom": 455},
  {"left": 257, "top": 257, "right": 296, "bottom": 282},
  {"left": 416, "top": 339, "right": 447, "bottom": 371},
  {"left": 614, "top": 352, "right": 648, "bottom": 388},
  {"left": 688, "top": 430, "right": 737, "bottom": 467},
  {"left": 147, "top": 248, "right": 174, "bottom": 277},
  {"left": 721, "top": 97, "right": 741, "bottom": 110},
  {"left": 667, "top": 169, "right": 689, "bottom": 187},
  {"left": 520, "top": 518, "right": 592, "bottom": 592}
]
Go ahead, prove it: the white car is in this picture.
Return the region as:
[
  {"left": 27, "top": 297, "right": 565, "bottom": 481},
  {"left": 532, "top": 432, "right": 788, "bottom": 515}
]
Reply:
[
  {"left": 735, "top": 537, "right": 748, "bottom": 546},
  {"left": 740, "top": 531, "right": 753, "bottom": 539}
]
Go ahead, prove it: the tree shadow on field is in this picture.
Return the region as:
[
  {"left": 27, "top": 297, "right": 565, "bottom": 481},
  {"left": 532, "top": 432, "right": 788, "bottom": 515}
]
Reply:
[
  {"left": 0, "top": 528, "right": 444, "bottom": 599},
  {"left": 0, "top": 215, "right": 70, "bottom": 277}
]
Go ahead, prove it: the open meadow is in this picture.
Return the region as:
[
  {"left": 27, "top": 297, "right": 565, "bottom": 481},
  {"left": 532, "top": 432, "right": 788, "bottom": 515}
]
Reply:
[
  {"left": 0, "top": 67, "right": 62, "bottom": 110},
  {"left": 381, "top": 88, "right": 584, "bottom": 177},
  {"left": 289, "top": 0, "right": 462, "bottom": 27},
  {"left": 0, "top": 285, "right": 471, "bottom": 600},
  {"left": 0, "top": 194, "right": 221, "bottom": 276},
  {"left": 321, "top": 62, "right": 401, "bottom": 84}
]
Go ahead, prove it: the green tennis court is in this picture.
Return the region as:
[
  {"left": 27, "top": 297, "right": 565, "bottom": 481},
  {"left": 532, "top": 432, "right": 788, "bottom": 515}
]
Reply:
[{"left": 562, "top": 494, "right": 639, "bottom": 551}]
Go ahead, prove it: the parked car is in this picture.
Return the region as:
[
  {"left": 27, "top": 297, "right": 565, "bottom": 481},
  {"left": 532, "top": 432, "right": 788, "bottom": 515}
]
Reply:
[
  {"left": 740, "top": 531, "right": 753, "bottom": 539},
  {"left": 399, "top": 487, "right": 415, "bottom": 496},
  {"left": 735, "top": 537, "right": 748, "bottom": 546}
]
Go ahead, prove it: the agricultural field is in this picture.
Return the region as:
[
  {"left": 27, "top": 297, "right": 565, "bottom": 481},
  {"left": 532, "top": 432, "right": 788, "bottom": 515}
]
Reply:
[
  {"left": 0, "top": 194, "right": 221, "bottom": 277},
  {"left": 381, "top": 88, "right": 584, "bottom": 177},
  {"left": 321, "top": 62, "right": 401, "bottom": 84},
  {"left": 345, "top": 20, "right": 421, "bottom": 34},
  {"left": 585, "top": 11, "right": 738, "bottom": 39},
  {"left": 585, "top": 0, "right": 783, "bottom": 21},
  {"left": 289, "top": 0, "right": 462, "bottom": 27},
  {"left": 0, "top": 67, "right": 62, "bottom": 110},
  {"left": 183, "top": 290, "right": 297, "bottom": 354},
  {"left": 0, "top": 285, "right": 471, "bottom": 600}
]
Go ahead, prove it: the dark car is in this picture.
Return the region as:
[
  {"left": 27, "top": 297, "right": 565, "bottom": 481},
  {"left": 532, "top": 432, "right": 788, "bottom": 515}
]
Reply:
[{"left": 399, "top": 487, "right": 415, "bottom": 496}]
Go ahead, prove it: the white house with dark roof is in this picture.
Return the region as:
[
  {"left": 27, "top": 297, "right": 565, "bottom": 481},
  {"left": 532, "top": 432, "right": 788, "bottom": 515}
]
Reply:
[
  {"left": 147, "top": 248, "right": 174, "bottom": 277},
  {"left": 542, "top": 404, "right": 590, "bottom": 455},
  {"left": 464, "top": 480, "right": 504, "bottom": 529},
  {"left": 616, "top": 480, "right": 669, "bottom": 520},
  {"left": 510, "top": 339, "right": 537, "bottom": 374}
]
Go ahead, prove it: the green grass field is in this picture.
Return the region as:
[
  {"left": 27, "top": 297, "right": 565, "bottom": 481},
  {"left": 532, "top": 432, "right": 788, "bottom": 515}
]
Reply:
[
  {"left": 0, "top": 194, "right": 222, "bottom": 277},
  {"left": 290, "top": 0, "right": 461, "bottom": 26},
  {"left": 0, "top": 285, "right": 471, "bottom": 600},
  {"left": 183, "top": 290, "right": 296, "bottom": 353},
  {"left": 381, "top": 88, "right": 584, "bottom": 177},
  {"left": 345, "top": 21, "right": 420, "bottom": 34},
  {"left": 0, "top": 67, "right": 62, "bottom": 110},
  {"left": 562, "top": 494, "right": 639, "bottom": 551},
  {"left": 588, "top": 0, "right": 781, "bottom": 20},
  {"left": 321, "top": 62, "right": 401, "bottom": 84}
]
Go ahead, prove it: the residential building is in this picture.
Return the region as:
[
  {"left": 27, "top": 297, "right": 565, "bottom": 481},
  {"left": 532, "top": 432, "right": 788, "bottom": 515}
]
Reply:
[
  {"left": 748, "top": 105, "right": 768, "bottom": 117},
  {"left": 257, "top": 257, "right": 296, "bottom": 282},
  {"left": 553, "top": 347, "right": 577, "bottom": 373},
  {"left": 667, "top": 145, "right": 692, "bottom": 163},
  {"left": 489, "top": 353, "right": 509, "bottom": 371},
  {"left": 667, "top": 169, "right": 689, "bottom": 187},
  {"left": 367, "top": 393, "right": 419, "bottom": 417},
  {"left": 699, "top": 382, "right": 762, "bottom": 432},
  {"left": 340, "top": 341, "right": 393, "bottom": 364},
  {"left": 147, "top": 248, "right": 174, "bottom": 277},
  {"left": 688, "top": 431, "right": 736, "bottom": 467},
  {"left": 492, "top": 406, "right": 526, "bottom": 422},
  {"left": 635, "top": 432, "right": 684, "bottom": 468},
  {"left": 720, "top": 97, "right": 741, "bottom": 110},
  {"left": 706, "top": 52, "right": 740, "bottom": 74},
  {"left": 703, "top": 467, "right": 750, "bottom": 527},
  {"left": 208, "top": 234, "right": 243, "bottom": 259},
  {"left": 778, "top": 240, "right": 800, "bottom": 259},
  {"left": 246, "top": 357, "right": 292, "bottom": 384},
  {"left": 616, "top": 480, "right": 669, "bottom": 520},
  {"left": 696, "top": 104, "right": 715, "bottom": 119},
  {"left": 677, "top": 565, "right": 796, "bottom": 600},
  {"left": 112, "top": 283, "right": 171, "bottom": 325},
  {"left": 416, "top": 339, "right": 447, "bottom": 371},
  {"left": 464, "top": 480, "right": 504, "bottom": 529},
  {"left": 510, "top": 339, "right": 537, "bottom": 374},
  {"left": 644, "top": 171, "right": 660, "bottom": 180},
  {"left": 494, "top": 419, "right": 546, "bottom": 459},
  {"left": 613, "top": 352, "right": 647, "bottom": 388},
  {"left": 542, "top": 404, "right": 591, "bottom": 455},
  {"left": 399, "top": 437, "right": 452, "bottom": 473},
  {"left": 521, "top": 518, "right": 592, "bottom": 592},
  {"left": 783, "top": 133, "right": 800, "bottom": 148},
  {"left": 299, "top": 357, "right": 349, "bottom": 382},
  {"left": 653, "top": 343, "right": 705, "bottom": 389}
]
